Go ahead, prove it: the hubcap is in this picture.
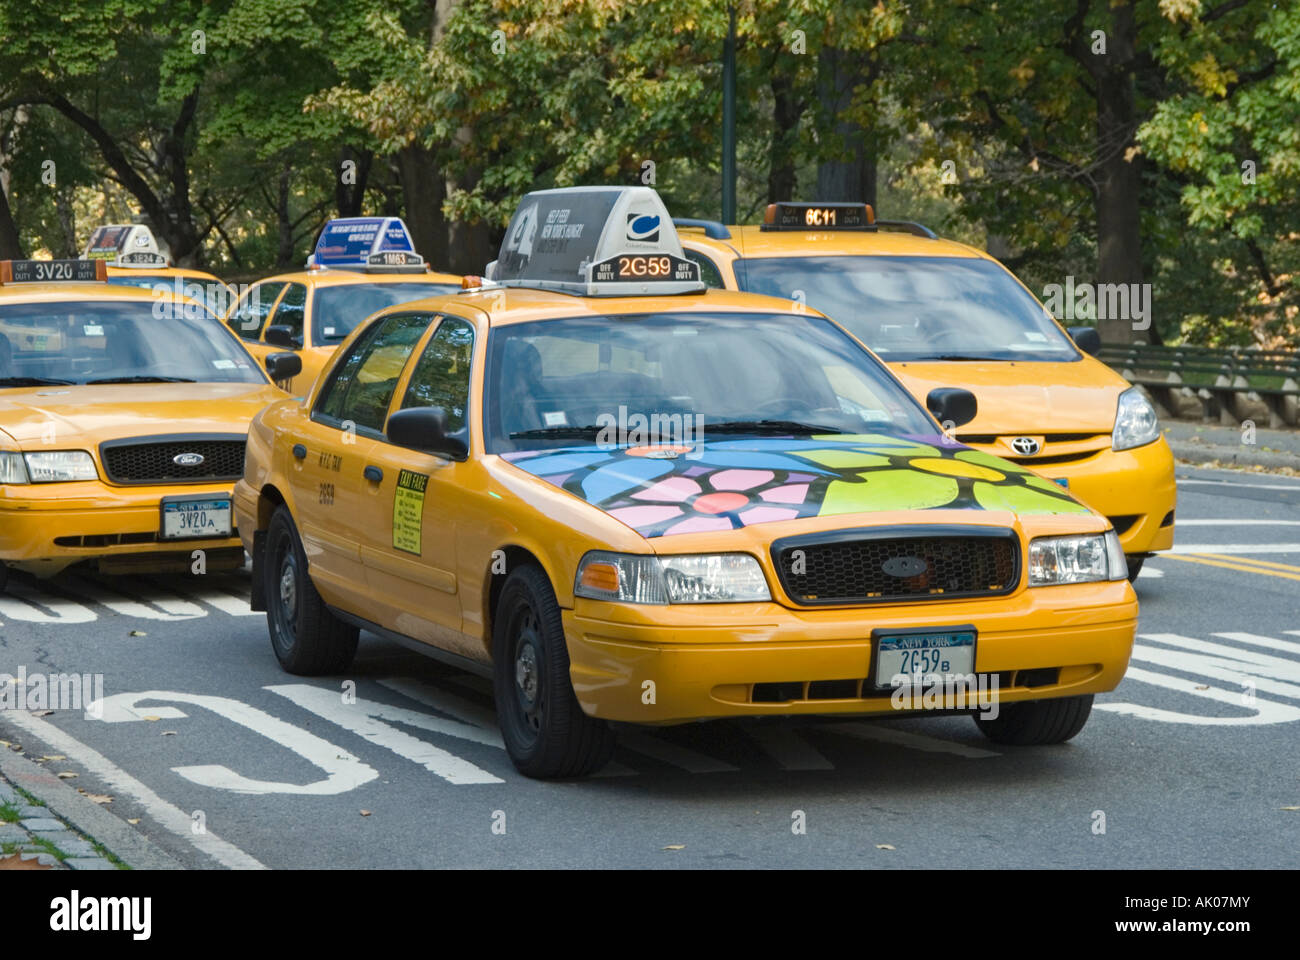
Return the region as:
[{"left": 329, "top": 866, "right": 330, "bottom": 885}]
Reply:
[
  {"left": 278, "top": 556, "right": 296, "bottom": 619},
  {"left": 515, "top": 642, "right": 538, "bottom": 705}
]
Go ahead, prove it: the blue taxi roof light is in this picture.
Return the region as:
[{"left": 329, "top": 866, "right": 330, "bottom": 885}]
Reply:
[{"left": 310, "top": 217, "right": 422, "bottom": 269}]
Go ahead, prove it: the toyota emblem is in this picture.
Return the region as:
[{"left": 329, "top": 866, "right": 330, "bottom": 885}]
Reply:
[
  {"left": 173, "top": 452, "right": 205, "bottom": 467},
  {"left": 1010, "top": 437, "right": 1041, "bottom": 456}
]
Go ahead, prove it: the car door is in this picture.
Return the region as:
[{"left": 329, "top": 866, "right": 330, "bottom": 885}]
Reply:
[
  {"left": 289, "top": 310, "right": 436, "bottom": 610},
  {"left": 356, "top": 313, "right": 478, "bottom": 652},
  {"left": 258, "top": 281, "right": 308, "bottom": 393}
]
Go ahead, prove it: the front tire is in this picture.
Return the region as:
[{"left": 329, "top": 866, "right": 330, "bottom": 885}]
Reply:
[
  {"left": 1125, "top": 555, "right": 1145, "bottom": 582},
  {"left": 973, "top": 694, "right": 1093, "bottom": 745},
  {"left": 492, "top": 564, "right": 615, "bottom": 778},
  {"left": 264, "top": 506, "right": 358, "bottom": 675}
]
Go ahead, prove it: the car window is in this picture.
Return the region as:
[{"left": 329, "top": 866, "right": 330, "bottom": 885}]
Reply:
[
  {"left": 227, "top": 282, "right": 286, "bottom": 341},
  {"left": 312, "top": 282, "right": 459, "bottom": 344},
  {"left": 736, "top": 255, "right": 1080, "bottom": 362},
  {"left": 400, "top": 316, "right": 474, "bottom": 437},
  {"left": 683, "top": 249, "right": 724, "bottom": 289},
  {"left": 314, "top": 312, "right": 434, "bottom": 437},
  {"left": 269, "top": 283, "right": 307, "bottom": 345}
]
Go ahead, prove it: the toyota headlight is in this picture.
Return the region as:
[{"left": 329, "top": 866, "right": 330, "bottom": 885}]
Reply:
[
  {"left": 23, "top": 451, "right": 98, "bottom": 482},
  {"left": 1029, "top": 530, "right": 1127, "bottom": 585},
  {"left": 1112, "top": 387, "right": 1159, "bottom": 451},
  {"left": 0, "top": 451, "right": 29, "bottom": 484},
  {"left": 575, "top": 551, "right": 771, "bottom": 604}
]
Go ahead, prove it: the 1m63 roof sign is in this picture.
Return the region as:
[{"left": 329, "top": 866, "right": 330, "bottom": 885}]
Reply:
[{"left": 311, "top": 217, "right": 418, "bottom": 268}]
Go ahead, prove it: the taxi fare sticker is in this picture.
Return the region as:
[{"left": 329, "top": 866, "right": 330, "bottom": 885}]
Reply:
[{"left": 392, "top": 469, "right": 429, "bottom": 555}]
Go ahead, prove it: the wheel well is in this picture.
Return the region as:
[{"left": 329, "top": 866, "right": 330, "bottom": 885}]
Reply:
[
  {"left": 258, "top": 484, "right": 286, "bottom": 531},
  {"left": 485, "top": 546, "right": 547, "bottom": 648}
]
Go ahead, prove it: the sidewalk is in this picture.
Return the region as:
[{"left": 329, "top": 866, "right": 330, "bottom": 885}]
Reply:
[
  {"left": 1161, "top": 420, "right": 1300, "bottom": 472},
  {"left": 0, "top": 770, "right": 118, "bottom": 870}
]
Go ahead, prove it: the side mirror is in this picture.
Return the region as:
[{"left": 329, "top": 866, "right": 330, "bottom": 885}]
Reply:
[
  {"left": 386, "top": 406, "right": 468, "bottom": 460},
  {"left": 264, "top": 351, "right": 302, "bottom": 382},
  {"left": 1068, "top": 325, "right": 1101, "bottom": 356},
  {"left": 265, "top": 324, "right": 301, "bottom": 349},
  {"left": 926, "top": 387, "right": 977, "bottom": 429}
]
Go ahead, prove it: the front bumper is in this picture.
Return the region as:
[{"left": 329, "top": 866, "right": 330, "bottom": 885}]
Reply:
[
  {"left": 0, "top": 480, "right": 245, "bottom": 576},
  {"left": 565, "top": 580, "right": 1136, "bottom": 723},
  {"left": 969, "top": 437, "right": 1176, "bottom": 554}
]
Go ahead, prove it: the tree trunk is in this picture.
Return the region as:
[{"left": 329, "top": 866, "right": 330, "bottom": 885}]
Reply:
[
  {"left": 0, "top": 177, "right": 23, "bottom": 259},
  {"left": 814, "top": 46, "right": 877, "bottom": 207},
  {"left": 335, "top": 146, "right": 373, "bottom": 217},
  {"left": 276, "top": 165, "right": 295, "bottom": 268},
  {"left": 766, "top": 65, "right": 804, "bottom": 204},
  {"left": 54, "top": 188, "right": 77, "bottom": 257},
  {"left": 396, "top": 142, "right": 450, "bottom": 269}
]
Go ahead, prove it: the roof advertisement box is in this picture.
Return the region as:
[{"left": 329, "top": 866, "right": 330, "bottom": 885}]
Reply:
[{"left": 312, "top": 217, "right": 419, "bottom": 269}]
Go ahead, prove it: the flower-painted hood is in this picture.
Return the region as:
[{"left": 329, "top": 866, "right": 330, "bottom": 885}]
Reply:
[{"left": 499, "top": 433, "right": 1090, "bottom": 539}]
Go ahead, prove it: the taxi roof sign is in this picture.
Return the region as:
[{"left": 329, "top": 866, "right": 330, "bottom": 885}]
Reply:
[
  {"left": 762, "top": 202, "right": 875, "bottom": 231},
  {"left": 485, "top": 186, "right": 704, "bottom": 296},
  {"left": 82, "top": 224, "right": 170, "bottom": 266},
  {"left": 308, "top": 217, "right": 426, "bottom": 272},
  {"left": 1, "top": 259, "right": 107, "bottom": 284}
]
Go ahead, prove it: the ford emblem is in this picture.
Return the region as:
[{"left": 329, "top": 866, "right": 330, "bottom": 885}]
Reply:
[
  {"left": 173, "top": 452, "right": 205, "bottom": 467},
  {"left": 882, "top": 556, "right": 928, "bottom": 578}
]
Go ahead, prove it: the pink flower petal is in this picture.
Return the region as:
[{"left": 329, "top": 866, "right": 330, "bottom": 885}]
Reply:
[
  {"left": 759, "top": 483, "right": 810, "bottom": 505},
  {"left": 711, "top": 468, "right": 775, "bottom": 491},
  {"left": 631, "top": 475, "right": 702, "bottom": 502}
]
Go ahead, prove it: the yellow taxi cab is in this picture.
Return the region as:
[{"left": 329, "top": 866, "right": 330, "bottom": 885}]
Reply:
[
  {"left": 0, "top": 257, "right": 300, "bottom": 588},
  {"left": 677, "top": 202, "right": 1176, "bottom": 580},
  {"left": 83, "top": 223, "right": 232, "bottom": 314},
  {"left": 222, "top": 217, "right": 461, "bottom": 395},
  {"left": 236, "top": 187, "right": 1137, "bottom": 778}
]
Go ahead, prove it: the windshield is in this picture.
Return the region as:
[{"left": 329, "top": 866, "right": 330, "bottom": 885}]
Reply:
[
  {"left": 107, "top": 275, "right": 233, "bottom": 316},
  {"left": 736, "top": 255, "right": 1079, "bottom": 362},
  {"left": 313, "top": 281, "right": 459, "bottom": 343},
  {"left": 485, "top": 312, "right": 937, "bottom": 453},
  {"left": 0, "top": 300, "right": 266, "bottom": 386}
]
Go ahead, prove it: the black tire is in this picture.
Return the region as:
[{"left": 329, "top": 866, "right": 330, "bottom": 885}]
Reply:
[
  {"left": 264, "top": 505, "right": 358, "bottom": 675},
  {"left": 1125, "top": 555, "right": 1145, "bottom": 582},
  {"left": 492, "top": 564, "right": 615, "bottom": 778},
  {"left": 973, "top": 694, "right": 1093, "bottom": 745},
  {"left": 0, "top": 563, "right": 8, "bottom": 594}
]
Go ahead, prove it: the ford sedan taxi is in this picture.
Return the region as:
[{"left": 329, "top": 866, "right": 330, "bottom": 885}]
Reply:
[
  {"left": 0, "top": 258, "right": 299, "bottom": 587},
  {"left": 222, "top": 217, "right": 461, "bottom": 394},
  {"left": 678, "top": 202, "right": 1176, "bottom": 580},
  {"left": 237, "top": 187, "right": 1137, "bottom": 779},
  {"left": 83, "top": 223, "right": 232, "bottom": 314}
]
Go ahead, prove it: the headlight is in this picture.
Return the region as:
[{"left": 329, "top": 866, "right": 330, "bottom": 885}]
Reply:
[
  {"left": 23, "top": 451, "right": 98, "bottom": 482},
  {"left": 1112, "top": 387, "right": 1159, "bottom": 451},
  {"left": 575, "top": 551, "right": 771, "bottom": 604},
  {"left": 1029, "top": 531, "right": 1127, "bottom": 585},
  {"left": 0, "top": 451, "right": 29, "bottom": 484}
]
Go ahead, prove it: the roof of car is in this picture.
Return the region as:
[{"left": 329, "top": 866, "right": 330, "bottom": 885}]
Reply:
[
  {"left": 680, "top": 224, "right": 989, "bottom": 260},
  {"left": 396, "top": 284, "right": 831, "bottom": 328},
  {"left": 0, "top": 282, "right": 206, "bottom": 305},
  {"left": 251, "top": 268, "right": 464, "bottom": 289}
]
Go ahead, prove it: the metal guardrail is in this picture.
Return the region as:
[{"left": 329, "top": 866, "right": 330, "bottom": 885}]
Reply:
[{"left": 1098, "top": 342, "right": 1300, "bottom": 428}]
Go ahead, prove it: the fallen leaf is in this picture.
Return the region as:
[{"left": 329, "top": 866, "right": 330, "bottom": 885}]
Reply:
[
  {"left": 56, "top": 772, "right": 78, "bottom": 779},
  {"left": 130, "top": 630, "right": 147, "bottom": 636},
  {"left": 127, "top": 819, "right": 141, "bottom": 825},
  {"left": 1195, "top": 684, "right": 1210, "bottom": 690},
  {"left": 142, "top": 716, "right": 161, "bottom": 722},
  {"left": 41, "top": 755, "right": 65, "bottom": 762},
  {"left": 360, "top": 810, "right": 371, "bottom": 817},
  {"left": 876, "top": 844, "right": 896, "bottom": 850},
  {"left": 161, "top": 731, "right": 176, "bottom": 737},
  {"left": 1281, "top": 806, "right": 1300, "bottom": 812},
  {"left": 85, "top": 794, "right": 113, "bottom": 805},
  {"left": 35, "top": 711, "right": 54, "bottom": 717},
  {"left": 662, "top": 844, "right": 685, "bottom": 851}
]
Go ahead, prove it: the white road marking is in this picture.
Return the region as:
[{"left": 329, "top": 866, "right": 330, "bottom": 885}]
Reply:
[
  {"left": 616, "top": 730, "right": 739, "bottom": 773},
  {"left": 88, "top": 691, "right": 379, "bottom": 795},
  {"left": 1213, "top": 631, "right": 1300, "bottom": 656},
  {"left": 1168, "top": 544, "right": 1300, "bottom": 555},
  {"left": 1099, "top": 666, "right": 1300, "bottom": 725},
  {"left": 1176, "top": 519, "right": 1300, "bottom": 526},
  {"left": 823, "top": 722, "right": 1000, "bottom": 758},
  {"left": 1178, "top": 479, "right": 1300, "bottom": 490},
  {"left": 267, "top": 684, "right": 505, "bottom": 785},
  {"left": 0, "top": 584, "right": 97, "bottom": 624},
  {"left": 743, "top": 724, "right": 834, "bottom": 770},
  {"left": 1, "top": 710, "right": 266, "bottom": 869},
  {"left": 187, "top": 587, "right": 259, "bottom": 617},
  {"left": 1138, "top": 566, "right": 1164, "bottom": 578},
  {"left": 61, "top": 578, "right": 203, "bottom": 621}
]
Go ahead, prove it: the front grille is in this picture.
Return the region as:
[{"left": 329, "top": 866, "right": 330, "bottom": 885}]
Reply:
[
  {"left": 749, "top": 671, "right": 1019, "bottom": 702},
  {"left": 772, "top": 527, "right": 1020, "bottom": 605},
  {"left": 100, "top": 434, "right": 246, "bottom": 484}
]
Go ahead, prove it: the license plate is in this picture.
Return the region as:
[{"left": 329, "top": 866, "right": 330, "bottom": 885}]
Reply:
[
  {"left": 161, "top": 497, "right": 232, "bottom": 539},
  {"left": 872, "top": 627, "right": 976, "bottom": 689}
]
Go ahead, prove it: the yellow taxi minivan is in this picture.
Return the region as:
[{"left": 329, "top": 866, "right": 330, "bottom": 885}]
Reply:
[
  {"left": 236, "top": 187, "right": 1137, "bottom": 778},
  {"left": 222, "top": 217, "right": 461, "bottom": 395},
  {"left": 82, "top": 223, "right": 232, "bottom": 314},
  {"left": 0, "top": 257, "right": 299, "bottom": 587},
  {"left": 678, "top": 202, "right": 1175, "bottom": 580}
]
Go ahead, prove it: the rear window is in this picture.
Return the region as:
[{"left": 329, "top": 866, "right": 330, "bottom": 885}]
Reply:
[{"left": 312, "top": 282, "right": 458, "bottom": 343}]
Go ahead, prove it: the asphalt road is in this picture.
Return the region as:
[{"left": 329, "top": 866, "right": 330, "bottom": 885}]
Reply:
[{"left": 2, "top": 463, "right": 1299, "bottom": 869}]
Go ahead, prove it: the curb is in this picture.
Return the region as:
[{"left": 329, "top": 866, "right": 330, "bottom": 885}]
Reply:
[
  {"left": 1168, "top": 440, "right": 1300, "bottom": 472},
  {"left": 0, "top": 746, "right": 183, "bottom": 870}
]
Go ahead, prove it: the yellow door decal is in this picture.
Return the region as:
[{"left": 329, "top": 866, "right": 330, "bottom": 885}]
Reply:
[{"left": 392, "top": 469, "right": 429, "bottom": 555}]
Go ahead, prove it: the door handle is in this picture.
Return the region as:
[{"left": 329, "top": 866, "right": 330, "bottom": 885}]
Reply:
[
  {"left": 363, "top": 465, "right": 383, "bottom": 483},
  {"left": 292, "top": 443, "right": 307, "bottom": 460}
]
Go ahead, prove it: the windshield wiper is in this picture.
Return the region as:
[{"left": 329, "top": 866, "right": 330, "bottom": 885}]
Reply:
[
  {"left": 85, "top": 376, "right": 196, "bottom": 384},
  {"left": 705, "top": 419, "right": 846, "bottom": 435},
  {"left": 509, "top": 425, "right": 604, "bottom": 440},
  {"left": 908, "top": 354, "right": 1007, "bottom": 362},
  {"left": 0, "top": 376, "right": 75, "bottom": 386}
]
